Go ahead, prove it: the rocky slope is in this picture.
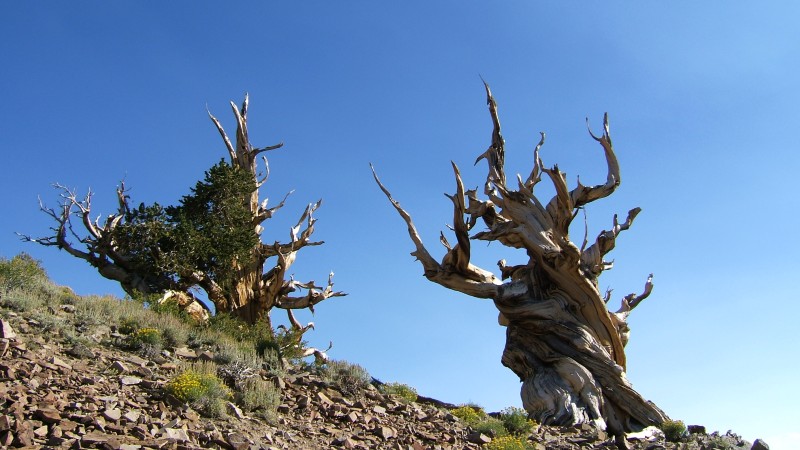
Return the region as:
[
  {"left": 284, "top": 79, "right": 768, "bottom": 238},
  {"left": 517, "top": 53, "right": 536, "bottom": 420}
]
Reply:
[{"left": 0, "top": 308, "right": 769, "bottom": 450}]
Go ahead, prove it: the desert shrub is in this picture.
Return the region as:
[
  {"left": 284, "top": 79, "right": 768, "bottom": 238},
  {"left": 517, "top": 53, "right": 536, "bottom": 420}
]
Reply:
[
  {"left": 0, "top": 289, "right": 47, "bottom": 312},
  {"left": 484, "top": 435, "right": 534, "bottom": 450},
  {"left": 475, "top": 417, "right": 508, "bottom": 438},
  {"left": 236, "top": 377, "right": 280, "bottom": 420},
  {"left": 0, "top": 253, "right": 48, "bottom": 293},
  {"left": 379, "top": 382, "right": 418, "bottom": 403},
  {"left": 118, "top": 317, "right": 140, "bottom": 335},
  {"left": 706, "top": 436, "right": 733, "bottom": 450},
  {"left": 165, "top": 364, "right": 231, "bottom": 417},
  {"left": 321, "top": 360, "right": 371, "bottom": 397},
  {"left": 38, "top": 314, "right": 69, "bottom": 334},
  {"left": 500, "top": 407, "right": 536, "bottom": 436},
  {"left": 75, "top": 295, "right": 118, "bottom": 328},
  {"left": 660, "top": 419, "right": 687, "bottom": 442},
  {"left": 451, "top": 405, "right": 486, "bottom": 426},
  {"left": 127, "top": 327, "right": 163, "bottom": 354},
  {"left": 150, "top": 313, "right": 189, "bottom": 348}
]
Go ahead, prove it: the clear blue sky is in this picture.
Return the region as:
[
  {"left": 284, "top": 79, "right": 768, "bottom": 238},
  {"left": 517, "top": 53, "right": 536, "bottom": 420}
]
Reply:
[{"left": 2, "top": 3, "right": 798, "bottom": 448}]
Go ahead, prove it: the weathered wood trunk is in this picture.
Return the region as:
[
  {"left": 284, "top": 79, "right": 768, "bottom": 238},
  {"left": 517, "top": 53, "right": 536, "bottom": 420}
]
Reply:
[{"left": 373, "top": 83, "right": 667, "bottom": 443}]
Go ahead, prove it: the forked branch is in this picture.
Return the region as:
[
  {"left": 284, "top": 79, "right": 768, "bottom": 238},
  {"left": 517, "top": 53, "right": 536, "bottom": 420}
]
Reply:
[{"left": 371, "top": 164, "right": 500, "bottom": 298}]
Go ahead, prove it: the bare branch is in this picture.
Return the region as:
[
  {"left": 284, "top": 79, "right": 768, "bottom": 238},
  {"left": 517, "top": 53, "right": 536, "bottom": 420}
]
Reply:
[
  {"left": 207, "top": 106, "right": 237, "bottom": 163},
  {"left": 372, "top": 163, "right": 500, "bottom": 299},
  {"left": 580, "top": 207, "right": 641, "bottom": 278}
]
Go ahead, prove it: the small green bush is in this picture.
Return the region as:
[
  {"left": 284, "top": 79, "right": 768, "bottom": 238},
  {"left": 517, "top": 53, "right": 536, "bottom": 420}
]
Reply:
[
  {"left": 237, "top": 377, "right": 280, "bottom": 420},
  {"left": 321, "top": 360, "right": 371, "bottom": 397},
  {"left": 0, "top": 253, "right": 48, "bottom": 293},
  {"left": 483, "top": 435, "right": 534, "bottom": 450},
  {"left": 475, "top": 417, "right": 508, "bottom": 438},
  {"left": 129, "top": 327, "right": 162, "bottom": 347},
  {"left": 660, "top": 419, "right": 687, "bottom": 442},
  {"left": 165, "top": 367, "right": 231, "bottom": 417},
  {"left": 500, "top": 407, "right": 536, "bottom": 436},
  {"left": 379, "top": 382, "right": 418, "bottom": 403},
  {"left": 451, "top": 405, "right": 486, "bottom": 426}
]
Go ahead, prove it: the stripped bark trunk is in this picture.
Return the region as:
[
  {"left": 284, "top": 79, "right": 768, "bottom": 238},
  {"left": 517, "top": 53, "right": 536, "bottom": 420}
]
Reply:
[{"left": 373, "top": 83, "right": 667, "bottom": 443}]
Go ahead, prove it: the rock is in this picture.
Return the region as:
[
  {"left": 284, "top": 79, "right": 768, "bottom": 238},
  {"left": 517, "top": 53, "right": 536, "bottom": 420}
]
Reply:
[
  {"left": 627, "top": 426, "right": 664, "bottom": 441},
  {"left": 66, "top": 343, "right": 94, "bottom": 358},
  {"left": 752, "top": 439, "right": 770, "bottom": 450},
  {"left": 376, "top": 426, "right": 396, "bottom": 440},
  {"left": 120, "top": 376, "right": 142, "bottom": 386},
  {"left": 466, "top": 432, "right": 491, "bottom": 444},
  {"left": 0, "top": 339, "right": 9, "bottom": 357},
  {"left": 227, "top": 402, "right": 245, "bottom": 419},
  {"left": 35, "top": 408, "right": 61, "bottom": 424},
  {"left": 372, "top": 405, "right": 387, "bottom": 415},
  {"left": 161, "top": 427, "right": 190, "bottom": 442},
  {"left": 0, "top": 320, "right": 16, "bottom": 339},
  {"left": 226, "top": 431, "right": 251, "bottom": 450},
  {"left": 103, "top": 408, "right": 122, "bottom": 421},
  {"left": 59, "top": 304, "right": 76, "bottom": 313},
  {"left": 174, "top": 347, "right": 198, "bottom": 359},
  {"left": 0, "top": 415, "right": 11, "bottom": 430},
  {"left": 111, "top": 360, "right": 129, "bottom": 373},
  {"left": 688, "top": 424, "right": 706, "bottom": 434}
]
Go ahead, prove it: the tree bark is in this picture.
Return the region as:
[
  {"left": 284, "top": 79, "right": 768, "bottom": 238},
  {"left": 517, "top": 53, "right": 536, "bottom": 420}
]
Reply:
[{"left": 373, "top": 83, "right": 667, "bottom": 442}]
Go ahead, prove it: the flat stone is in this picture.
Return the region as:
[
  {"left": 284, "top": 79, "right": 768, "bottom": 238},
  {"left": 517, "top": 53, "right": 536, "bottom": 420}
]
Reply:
[
  {"left": 317, "top": 392, "right": 333, "bottom": 405},
  {"left": 227, "top": 402, "right": 245, "bottom": 419},
  {"left": 466, "top": 432, "right": 491, "bottom": 444},
  {"left": 33, "top": 424, "right": 48, "bottom": 438},
  {"left": 161, "top": 427, "right": 190, "bottom": 442},
  {"left": 173, "top": 347, "right": 197, "bottom": 359},
  {"left": 124, "top": 354, "right": 148, "bottom": 366},
  {"left": 82, "top": 433, "right": 110, "bottom": 444},
  {"left": 35, "top": 408, "right": 61, "bottom": 424},
  {"left": 123, "top": 410, "right": 141, "bottom": 423},
  {"left": 226, "top": 431, "right": 251, "bottom": 450},
  {"left": 111, "top": 361, "right": 129, "bottom": 373},
  {"left": 372, "top": 405, "right": 386, "bottom": 415},
  {"left": 0, "top": 320, "right": 16, "bottom": 339},
  {"left": 103, "top": 408, "right": 122, "bottom": 421},
  {"left": 376, "top": 426, "right": 395, "bottom": 440},
  {"left": 120, "top": 376, "right": 142, "bottom": 386}
]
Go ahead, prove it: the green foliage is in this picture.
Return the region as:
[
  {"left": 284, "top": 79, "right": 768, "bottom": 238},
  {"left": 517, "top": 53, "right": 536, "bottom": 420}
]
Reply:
[
  {"left": 0, "top": 252, "right": 48, "bottom": 293},
  {"left": 165, "top": 366, "right": 232, "bottom": 417},
  {"left": 379, "top": 382, "right": 418, "bottom": 403},
  {"left": 236, "top": 377, "right": 280, "bottom": 421},
  {"left": 706, "top": 436, "right": 733, "bottom": 450},
  {"left": 321, "top": 360, "right": 372, "bottom": 397},
  {"left": 207, "top": 313, "right": 281, "bottom": 367},
  {"left": 474, "top": 417, "right": 508, "bottom": 438},
  {"left": 499, "top": 407, "right": 536, "bottom": 436},
  {"left": 483, "top": 435, "right": 535, "bottom": 450},
  {"left": 660, "top": 419, "right": 687, "bottom": 442},
  {"left": 113, "top": 160, "right": 258, "bottom": 294},
  {"left": 129, "top": 327, "right": 162, "bottom": 347},
  {"left": 451, "top": 405, "right": 487, "bottom": 426}
]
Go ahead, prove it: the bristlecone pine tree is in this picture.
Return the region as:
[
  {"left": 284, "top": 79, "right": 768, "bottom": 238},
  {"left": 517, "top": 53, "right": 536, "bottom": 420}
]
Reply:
[
  {"left": 23, "top": 96, "right": 344, "bottom": 348},
  {"left": 372, "top": 83, "right": 668, "bottom": 444}
]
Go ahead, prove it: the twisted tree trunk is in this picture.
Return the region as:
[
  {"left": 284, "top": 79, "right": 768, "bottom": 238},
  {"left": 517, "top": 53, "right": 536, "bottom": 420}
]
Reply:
[{"left": 373, "top": 83, "right": 667, "bottom": 444}]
